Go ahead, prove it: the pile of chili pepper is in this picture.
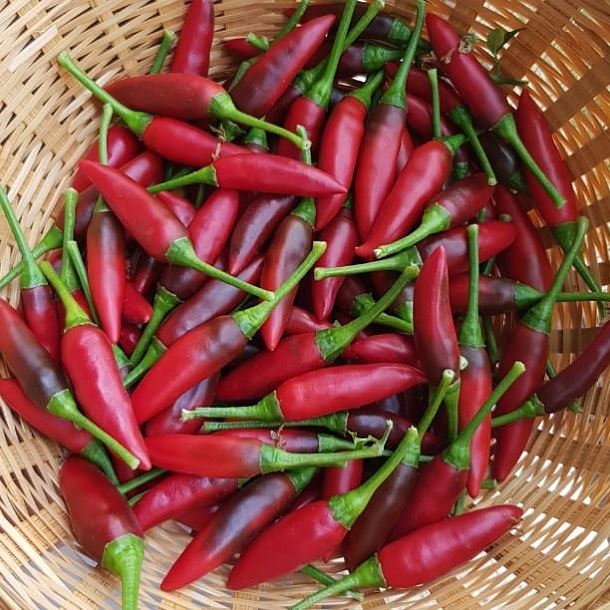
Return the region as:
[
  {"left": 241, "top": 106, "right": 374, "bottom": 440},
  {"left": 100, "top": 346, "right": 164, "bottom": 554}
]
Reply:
[{"left": 0, "top": 1, "right": 609, "bottom": 608}]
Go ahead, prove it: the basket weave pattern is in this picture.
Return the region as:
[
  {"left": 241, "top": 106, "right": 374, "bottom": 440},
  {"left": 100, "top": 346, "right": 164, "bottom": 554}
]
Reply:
[{"left": 0, "top": 0, "right": 609, "bottom": 608}]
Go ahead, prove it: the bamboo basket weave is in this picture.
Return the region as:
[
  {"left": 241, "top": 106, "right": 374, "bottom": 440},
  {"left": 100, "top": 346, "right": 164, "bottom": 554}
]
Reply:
[{"left": 0, "top": 0, "right": 609, "bottom": 608}]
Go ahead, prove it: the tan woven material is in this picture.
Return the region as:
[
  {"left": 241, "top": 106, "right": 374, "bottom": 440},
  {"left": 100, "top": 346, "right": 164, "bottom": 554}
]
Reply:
[{"left": 0, "top": 0, "right": 609, "bottom": 607}]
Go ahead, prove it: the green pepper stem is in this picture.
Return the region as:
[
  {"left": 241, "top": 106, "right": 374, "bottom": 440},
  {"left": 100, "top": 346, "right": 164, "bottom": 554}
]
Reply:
[
  {"left": 0, "top": 224, "right": 63, "bottom": 289},
  {"left": 242, "top": 126, "right": 269, "bottom": 151},
  {"left": 0, "top": 186, "right": 47, "bottom": 290},
  {"left": 130, "top": 286, "right": 181, "bottom": 365},
  {"left": 522, "top": 217, "right": 588, "bottom": 333},
  {"left": 290, "top": 556, "right": 384, "bottom": 610},
  {"left": 443, "top": 361, "right": 526, "bottom": 470},
  {"left": 80, "top": 439, "right": 119, "bottom": 485},
  {"left": 246, "top": 34, "right": 269, "bottom": 53},
  {"left": 374, "top": 203, "right": 451, "bottom": 258},
  {"left": 348, "top": 70, "right": 385, "bottom": 109},
  {"left": 40, "top": 261, "right": 90, "bottom": 329},
  {"left": 483, "top": 317, "right": 500, "bottom": 366},
  {"left": 123, "top": 338, "right": 166, "bottom": 388},
  {"left": 491, "top": 397, "right": 545, "bottom": 428},
  {"left": 459, "top": 224, "right": 485, "bottom": 347},
  {"left": 148, "top": 165, "right": 217, "bottom": 194},
  {"left": 276, "top": 0, "right": 310, "bottom": 41},
  {"left": 57, "top": 52, "right": 152, "bottom": 138},
  {"left": 380, "top": 0, "right": 425, "bottom": 108},
  {"left": 428, "top": 68, "right": 442, "bottom": 139},
  {"left": 150, "top": 30, "right": 176, "bottom": 74},
  {"left": 352, "top": 294, "right": 414, "bottom": 333},
  {"left": 60, "top": 189, "right": 79, "bottom": 292},
  {"left": 233, "top": 241, "right": 327, "bottom": 338},
  {"left": 493, "top": 113, "right": 565, "bottom": 208},
  {"left": 316, "top": 264, "right": 420, "bottom": 361},
  {"left": 92, "top": 103, "right": 114, "bottom": 214},
  {"left": 184, "top": 391, "right": 281, "bottom": 423},
  {"left": 556, "top": 291, "right": 610, "bottom": 302},
  {"left": 449, "top": 106, "right": 497, "bottom": 185},
  {"left": 299, "top": 565, "right": 364, "bottom": 603},
  {"left": 65, "top": 240, "right": 100, "bottom": 324},
  {"left": 417, "top": 369, "right": 455, "bottom": 440},
  {"left": 315, "top": 247, "right": 421, "bottom": 279},
  {"left": 116, "top": 468, "right": 166, "bottom": 495},
  {"left": 102, "top": 534, "right": 144, "bottom": 610}
]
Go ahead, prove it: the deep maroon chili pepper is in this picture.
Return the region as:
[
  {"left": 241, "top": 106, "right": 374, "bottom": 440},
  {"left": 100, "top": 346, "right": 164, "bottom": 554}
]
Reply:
[
  {"left": 479, "top": 131, "right": 527, "bottom": 191},
  {"left": 322, "top": 460, "right": 363, "bottom": 499},
  {"left": 176, "top": 503, "right": 221, "bottom": 532},
  {"left": 230, "top": 16, "right": 336, "bottom": 118},
  {"left": 0, "top": 188, "right": 60, "bottom": 361},
  {"left": 133, "top": 473, "right": 238, "bottom": 532},
  {"left": 396, "top": 128, "right": 414, "bottom": 174},
  {"left": 495, "top": 186, "right": 553, "bottom": 292},
  {"left": 375, "top": 173, "right": 495, "bottom": 257},
  {"left": 315, "top": 73, "right": 384, "bottom": 230},
  {"left": 290, "top": 475, "right": 322, "bottom": 512},
  {"left": 312, "top": 202, "right": 358, "bottom": 320},
  {"left": 404, "top": 92, "right": 455, "bottom": 140},
  {"left": 426, "top": 14, "right": 563, "bottom": 206},
  {"left": 275, "top": 0, "right": 357, "bottom": 159},
  {"left": 215, "top": 266, "right": 419, "bottom": 402},
  {"left": 343, "top": 333, "right": 419, "bottom": 366},
  {"left": 227, "top": 426, "right": 416, "bottom": 589},
  {"left": 171, "top": 0, "right": 214, "bottom": 76},
  {"left": 161, "top": 468, "right": 317, "bottom": 590},
  {"left": 228, "top": 194, "right": 295, "bottom": 275},
  {"left": 223, "top": 37, "right": 260, "bottom": 60},
  {"left": 119, "top": 324, "right": 141, "bottom": 357},
  {"left": 338, "top": 43, "right": 403, "bottom": 78},
  {"left": 130, "top": 251, "right": 161, "bottom": 295},
  {"left": 285, "top": 306, "right": 332, "bottom": 335},
  {"left": 293, "top": 504, "right": 523, "bottom": 609},
  {"left": 356, "top": 135, "right": 464, "bottom": 260},
  {"left": 131, "top": 243, "right": 325, "bottom": 423},
  {"left": 0, "top": 298, "right": 133, "bottom": 462},
  {"left": 457, "top": 226, "right": 493, "bottom": 497},
  {"left": 121, "top": 281, "right": 152, "bottom": 325},
  {"left": 71, "top": 126, "right": 140, "bottom": 193},
  {"left": 60, "top": 457, "right": 144, "bottom": 610},
  {"left": 146, "top": 426, "right": 390, "bottom": 479},
  {"left": 189, "top": 363, "right": 426, "bottom": 424},
  {"left": 41, "top": 262, "right": 150, "bottom": 470},
  {"left": 389, "top": 361, "right": 524, "bottom": 541},
  {"left": 145, "top": 373, "right": 219, "bottom": 437},
  {"left": 515, "top": 90, "right": 601, "bottom": 294},
  {"left": 0, "top": 379, "right": 116, "bottom": 482},
  {"left": 354, "top": 0, "right": 425, "bottom": 241},
  {"left": 493, "top": 217, "right": 588, "bottom": 482}
]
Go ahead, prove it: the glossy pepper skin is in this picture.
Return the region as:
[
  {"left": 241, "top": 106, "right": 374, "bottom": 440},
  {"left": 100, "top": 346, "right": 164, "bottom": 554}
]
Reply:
[
  {"left": 344, "top": 334, "right": 419, "bottom": 366},
  {"left": 60, "top": 457, "right": 144, "bottom": 610},
  {"left": 231, "top": 16, "right": 336, "bottom": 118},
  {"left": 285, "top": 306, "right": 332, "bottom": 335},
  {"left": 71, "top": 126, "right": 140, "bottom": 193},
  {"left": 133, "top": 473, "right": 238, "bottom": 532},
  {"left": 121, "top": 281, "right": 152, "bottom": 325},
  {"left": 161, "top": 469, "right": 316, "bottom": 591},
  {"left": 171, "top": 0, "right": 214, "bottom": 76},
  {"left": 322, "top": 460, "right": 363, "bottom": 499}
]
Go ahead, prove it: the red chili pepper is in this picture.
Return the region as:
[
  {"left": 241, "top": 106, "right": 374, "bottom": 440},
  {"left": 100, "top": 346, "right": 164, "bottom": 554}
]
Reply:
[
  {"left": 71, "top": 126, "right": 140, "bottom": 192},
  {"left": 292, "top": 504, "right": 522, "bottom": 609},
  {"left": 171, "top": 0, "right": 214, "bottom": 76},
  {"left": 121, "top": 281, "right": 152, "bottom": 325},
  {"left": 0, "top": 378, "right": 116, "bottom": 481},
  {"left": 405, "top": 92, "right": 455, "bottom": 139},
  {"left": 396, "top": 128, "right": 414, "bottom": 173},
  {"left": 130, "top": 251, "right": 161, "bottom": 295},
  {"left": 390, "top": 361, "right": 524, "bottom": 541},
  {"left": 227, "top": 426, "right": 416, "bottom": 588},
  {"left": 145, "top": 373, "right": 219, "bottom": 437},
  {"left": 322, "top": 460, "right": 363, "bottom": 499},
  {"left": 315, "top": 73, "right": 383, "bottom": 230},
  {"left": 133, "top": 473, "right": 237, "bottom": 532},
  {"left": 493, "top": 217, "right": 588, "bottom": 482},
  {"left": 353, "top": 0, "right": 425, "bottom": 240},
  {"left": 285, "top": 306, "right": 332, "bottom": 335},
  {"left": 119, "top": 323, "right": 141, "bottom": 356},
  {"left": 161, "top": 468, "right": 317, "bottom": 590},
  {"left": 176, "top": 503, "right": 221, "bottom": 532},
  {"left": 215, "top": 266, "right": 419, "bottom": 402},
  {"left": 0, "top": 188, "right": 60, "bottom": 361},
  {"left": 156, "top": 190, "right": 196, "bottom": 226},
  {"left": 60, "top": 457, "right": 144, "bottom": 610},
  {"left": 223, "top": 37, "right": 260, "bottom": 60},
  {"left": 374, "top": 173, "right": 495, "bottom": 258},
  {"left": 131, "top": 243, "right": 325, "bottom": 423},
  {"left": 146, "top": 426, "right": 390, "bottom": 479},
  {"left": 495, "top": 186, "right": 553, "bottom": 292},
  {"left": 343, "top": 333, "right": 419, "bottom": 366},
  {"left": 515, "top": 90, "right": 601, "bottom": 294},
  {"left": 41, "top": 262, "right": 150, "bottom": 470},
  {"left": 230, "top": 15, "right": 336, "bottom": 118},
  {"left": 426, "top": 14, "right": 564, "bottom": 206},
  {"left": 275, "top": 0, "right": 357, "bottom": 159}
]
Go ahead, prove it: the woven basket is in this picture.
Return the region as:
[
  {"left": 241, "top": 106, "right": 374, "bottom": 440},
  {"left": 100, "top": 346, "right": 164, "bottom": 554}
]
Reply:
[{"left": 0, "top": 0, "right": 609, "bottom": 608}]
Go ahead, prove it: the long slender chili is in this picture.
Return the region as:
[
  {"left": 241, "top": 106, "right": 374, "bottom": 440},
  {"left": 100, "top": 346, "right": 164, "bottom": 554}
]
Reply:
[
  {"left": 131, "top": 242, "right": 326, "bottom": 423},
  {"left": 171, "top": 0, "right": 214, "bottom": 76},
  {"left": 0, "top": 187, "right": 60, "bottom": 362},
  {"left": 353, "top": 0, "right": 425, "bottom": 241},
  {"left": 227, "top": 426, "right": 418, "bottom": 589},
  {"left": 291, "top": 505, "right": 522, "bottom": 610},
  {"left": 493, "top": 217, "right": 588, "bottom": 482},
  {"left": 425, "top": 14, "right": 564, "bottom": 207},
  {"left": 216, "top": 264, "right": 420, "bottom": 401},
  {"left": 60, "top": 457, "right": 144, "bottom": 610}
]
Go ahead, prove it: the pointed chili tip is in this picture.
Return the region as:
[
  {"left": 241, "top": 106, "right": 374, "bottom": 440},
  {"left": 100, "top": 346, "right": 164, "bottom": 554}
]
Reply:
[{"left": 354, "top": 244, "right": 374, "bottom": 261}]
